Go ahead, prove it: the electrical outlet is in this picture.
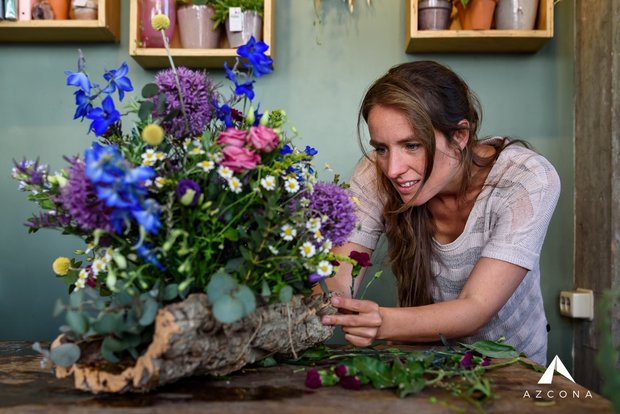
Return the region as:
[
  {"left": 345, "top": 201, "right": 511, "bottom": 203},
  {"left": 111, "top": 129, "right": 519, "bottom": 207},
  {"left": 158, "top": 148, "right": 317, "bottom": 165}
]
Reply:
[{"left": 559, "top": 288, "right": 594, "bottom": 320}]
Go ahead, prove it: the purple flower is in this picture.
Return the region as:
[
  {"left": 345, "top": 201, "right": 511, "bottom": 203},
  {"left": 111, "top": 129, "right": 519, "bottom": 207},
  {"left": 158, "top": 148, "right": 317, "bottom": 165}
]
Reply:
[
  {"left": 12, "top": 159, "right": 47, "bottom": 188},
  {"left": 334, "top": 364, "right": 348, "bottom": 378},
  {"left": 308, "top": 272, "right": 325, "bottom": 284},
  {"left": 154, "top": 67, "right": 217, "bottom": 139},
  {"left": 340, "top": 375, "right": 362, "bottom": 390},
  {"left": 307, "top": 182, "right": 357, "bottom": 246},
  {"left": 58, "top": 157, "right": 113, "bottom": 232},
  {"left": 481, "top": 357, "right": 491, "bottom": 366},
  {"left": 460, "top": 351, "right": 474, "bottom": 369},
  {"left": 176, "top": 178, "right": 201, "bottom": 206},
  {"left": 305, "top": 368, "right": 322, "bottom": 389}
]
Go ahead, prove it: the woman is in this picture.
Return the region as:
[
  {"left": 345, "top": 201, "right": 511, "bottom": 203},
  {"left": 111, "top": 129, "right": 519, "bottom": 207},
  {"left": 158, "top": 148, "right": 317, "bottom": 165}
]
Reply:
[{"left": 321, "top": 61, "right": 560, "bottom": 365}]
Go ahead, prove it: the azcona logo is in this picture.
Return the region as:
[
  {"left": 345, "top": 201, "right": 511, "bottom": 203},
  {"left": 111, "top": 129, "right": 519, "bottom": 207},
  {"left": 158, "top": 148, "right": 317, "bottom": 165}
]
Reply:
[
  {"left": 522, "top": 355, "right": 592, "bottom": 399},
  {"left": 538, "top": 355, "right": 575, "bottom": 384}
]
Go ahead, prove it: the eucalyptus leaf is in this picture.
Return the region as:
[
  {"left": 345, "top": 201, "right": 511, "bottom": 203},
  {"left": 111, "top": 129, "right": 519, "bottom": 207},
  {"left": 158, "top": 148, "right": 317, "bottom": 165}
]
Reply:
[
  {"left": 138, "top": 297, "right": 159, "bottom": 326},
  {"left": 53, "top": 298, "right": 65, "bottom": 317},
  {"left": 102, "top": 335, "right": 127, "bottom": 352},
  {"left": 278, "top": 285, "right": 293, "bottom": 303},
  {"left": 93, "top": 312, "right": 123, "bottom": 334},
  {"left": 207, "top": 272, "right": 237, "bottom": 304},
  {"left": 141, "top": 82, "right": 160, "bottom": 98},
  {"left": 261, "top": 280, "right": 270, "bottom": 298},
  {"left": 212, "top": 295, "right": 244, "bottom": 324},
  {"left": 69, "top": 290, "right": 84, "bottom": 307},
  {"left": 163, "top": 284, "right": 178, "bottom": 301},
  {"left": 66, "top": 311, "right": 88, "bottom": 335},
  {"left": 235, "top": 285, "right": 256, "bottom": 316},
  {"left": 50, "top": 343, "right": 81, "bottom": 368},
  {"left": 100, "top": 346, "right": 120, "bottom": 364},
  {"left": 224, "top": 257, "right": 243, "bottom": 273}
]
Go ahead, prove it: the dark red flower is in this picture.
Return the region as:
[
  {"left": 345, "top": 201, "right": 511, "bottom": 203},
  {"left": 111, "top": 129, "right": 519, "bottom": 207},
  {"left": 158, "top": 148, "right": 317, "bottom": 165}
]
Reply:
[
  {"left": 340, "top": 375, "right": 362, "bottom": 390},
  {"left": 349, "top": 250, "right": 372, "bottom": 267},
  {"left": 305, "top": 368, "right": 322, "bottom": 389}
]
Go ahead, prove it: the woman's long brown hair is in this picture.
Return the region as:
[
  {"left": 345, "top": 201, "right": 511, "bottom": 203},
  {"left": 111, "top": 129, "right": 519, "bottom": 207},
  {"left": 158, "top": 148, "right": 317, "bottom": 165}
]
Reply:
[{"left": 357, "top": 61, "right": 506, "bottom": 307}]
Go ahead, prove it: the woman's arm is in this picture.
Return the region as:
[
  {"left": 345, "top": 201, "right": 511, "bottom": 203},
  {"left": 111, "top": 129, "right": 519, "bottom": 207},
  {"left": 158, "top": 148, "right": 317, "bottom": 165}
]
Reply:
[{"left": 322, "top": 256, "right": 528, "bottom": 346}]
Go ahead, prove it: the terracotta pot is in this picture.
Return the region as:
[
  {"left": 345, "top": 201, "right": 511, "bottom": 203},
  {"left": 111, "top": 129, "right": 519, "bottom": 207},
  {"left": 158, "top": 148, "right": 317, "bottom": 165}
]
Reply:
[
  {"left": 70, "top": 0, "right": 98, "bottom": 20},
  {"left": 456, "top": 0, "right": 498, "bottom": 30},
  {"left": 225, "top": 10, "right": 262, "bottom": 48},
  {"left": 140, "top": 0, "right": 177, "bottom": 48},
  {"left": 418, "top": 0, "right": 452, "bottom": 30},
  {"left": 178, "top": 5, "right": 221, "bottom": 49},
  {"left": 494, "top": 0, "right": 539, "bottom": 30},
  {"left": 49, "top": 0, "right": 69, "bottom": 19}
]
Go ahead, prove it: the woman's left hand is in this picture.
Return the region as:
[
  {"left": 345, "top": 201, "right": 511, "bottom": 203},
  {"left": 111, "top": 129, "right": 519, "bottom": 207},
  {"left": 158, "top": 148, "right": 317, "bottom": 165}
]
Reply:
[{"left": 321, "top": 296, "right": 383, "bottom": 347}]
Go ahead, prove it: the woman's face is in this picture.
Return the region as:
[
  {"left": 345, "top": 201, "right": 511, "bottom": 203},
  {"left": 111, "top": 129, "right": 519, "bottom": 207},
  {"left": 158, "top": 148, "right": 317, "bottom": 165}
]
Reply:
[{"left": 367, "top": 105, "right": 462, "bottom": 205}]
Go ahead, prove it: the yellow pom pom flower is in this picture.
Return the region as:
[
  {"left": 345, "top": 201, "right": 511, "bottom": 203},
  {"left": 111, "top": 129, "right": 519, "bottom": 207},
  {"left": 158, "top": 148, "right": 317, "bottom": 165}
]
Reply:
[
  {"left": 52, "top": 257, "right": 71, "bottom": 276},
  {"left": 142, "top": 124, "right": 165, "bottom": 146},
  {"left": 151, "top": 14, "right": 170, "bottom": 31}
]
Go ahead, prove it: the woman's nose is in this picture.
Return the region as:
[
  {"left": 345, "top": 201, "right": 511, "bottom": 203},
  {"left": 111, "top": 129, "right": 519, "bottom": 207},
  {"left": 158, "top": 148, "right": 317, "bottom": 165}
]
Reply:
[{"left": 386, "top": 150, "right": 407, "bottom": 179}]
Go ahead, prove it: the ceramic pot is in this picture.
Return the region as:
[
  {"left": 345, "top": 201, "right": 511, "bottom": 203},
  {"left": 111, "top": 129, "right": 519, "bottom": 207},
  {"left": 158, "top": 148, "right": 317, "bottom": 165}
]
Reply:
[
  {"left": 49, "top": 0, "right": 69, "bottom": 19},
  {"left": 178, "top": 5, "right": 221, "bottom": 49},
  {"left": 418, "top": 0, "right": 452, "bottom": 30},
  {"left": 70, "top": 0, "right": 97, "bottom": 20},
  {"left": 140, "top": 0, "right": 176, "bottom": 48},
  {"left": 225, "top": 10, "right": 262, "bottom": 48},
  {"left": 494, "top": 0, "right": 539, "bottom": 29},
  {"left": 456, "top": 0, "right": 498, "bottom": 29}
]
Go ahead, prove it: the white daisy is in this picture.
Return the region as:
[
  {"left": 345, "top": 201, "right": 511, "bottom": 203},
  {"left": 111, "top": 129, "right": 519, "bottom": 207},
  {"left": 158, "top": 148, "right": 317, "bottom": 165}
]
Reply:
[
  {"left": 284, "top": 177, "right": 300, "bottom": 194},
  {"left": 198, "top": 160, "right": 215, "bottom": 172},
  {"left": 316, "top": 260, "right": 333, "bottom": 277},
  {"left": 314, "top": 229, "right": 324, "bottom": 243},
  {"left": 228, "top": 177, "right": 243, "bottom": 193},
  {"left": 154, "top": 176, "right": 167, "bottom": 188},
  {"left": 91, "top": 258, "right": 106, "bottom": 275},
  {"left": 321, "top": 239, "right": 333, "bottom": 253},
  {"left": 141, "top": 149, "right": 157, "bottom": 163},
  {"left": 299, "top": 242, "right": 316, "bottom": 258},
  {"left": 260, "top": 175, "right": 276, "bottom": 191},
  {"left": 188, "top": 146, "right": 205, "bottom": 156},
  {"left": 154, "top": 151, "right": 166, "bottom": 161},
  {"left": 78, "top": 268, "right": 89, "bottom": 281},
  {"left": 74, "top": 279, "right": 86, "bottom": 291},
  {"left": 306, "top": 218, "right": 321, "bottom": 233},
  {"left": 280, "top": 224, "right": 297, "bottom": 241},
  {"left": 218, "top": 165, "right": 234, "bottom": 179},
  {"left": 268, "top": 245, "right": 279, "bottom": 255}
]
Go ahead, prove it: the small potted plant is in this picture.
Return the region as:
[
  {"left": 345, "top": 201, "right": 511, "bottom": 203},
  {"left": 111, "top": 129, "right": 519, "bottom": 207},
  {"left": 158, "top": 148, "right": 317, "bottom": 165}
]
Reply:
[
  {"left": 211, "top": 0, "right": 264, "bottom": 48},
  {"left": 455, "top": 0, "right": 498, "bottom": 30},
  {"left": 177, "top": 0, "right": 222, "bottom": 49}
]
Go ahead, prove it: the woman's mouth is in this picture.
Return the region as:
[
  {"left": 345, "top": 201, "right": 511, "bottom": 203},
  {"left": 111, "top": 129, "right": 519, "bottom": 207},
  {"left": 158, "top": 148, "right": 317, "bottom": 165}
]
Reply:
[{"left": 394, "top": 180, "right": 419, "bottom": 193}]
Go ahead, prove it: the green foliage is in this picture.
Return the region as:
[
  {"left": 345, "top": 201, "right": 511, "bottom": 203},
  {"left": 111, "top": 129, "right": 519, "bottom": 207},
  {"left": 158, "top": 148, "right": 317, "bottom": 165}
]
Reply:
[
  {"left": 211, "top": 0, "right": 264, "bottom": 28},
  {"left": 297, "top": 339, "right": 522, "bottom": 409}
]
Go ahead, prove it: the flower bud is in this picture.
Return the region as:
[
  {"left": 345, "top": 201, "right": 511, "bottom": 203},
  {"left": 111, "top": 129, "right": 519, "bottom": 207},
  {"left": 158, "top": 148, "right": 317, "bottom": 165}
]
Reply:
[
  {"left": 52, "top": 257, "right": 71, "bottom": 276},
  {"left": 259, "top": 110, "right": 270, "bottom": 126},
  {"left": 245, "top": 106, "right": 255, "bottom": 125},
  {"left": 142, "top": 124, "right": 165, "bottom": 146},
  {"left": 151, "top": 14, "right": 170, "bottom": 31}
]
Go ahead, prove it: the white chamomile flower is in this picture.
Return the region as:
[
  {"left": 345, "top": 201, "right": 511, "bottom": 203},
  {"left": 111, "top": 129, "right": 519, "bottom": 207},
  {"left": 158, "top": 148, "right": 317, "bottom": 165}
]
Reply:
[
  {"left": 188, "top": 146, "right": 205, "bottom": 156},
  {"left": 284, "top": 177, "right": 300, "bottom": 194},
  {"left": 299, "top": 242, "right": 316, "bottom": 258},
  {"left": 268, "top": 245, "right": 279, "bottom": 255},
  {"left": 142, "top": 149, "right": 157, "bottom": 162},
  {"left": 91, "top": 258, "right": 106, "bottom": 275},
  {"left": 85, "top": 242, "right": 95, "bottom": 254},
  {"left": 314, "top": 229, "right": 324, "bottom": 243},
  {"left": 154, "top": 176, "right": 167, "bottom": 188},
  {"left": 316, "top": 260, "right": 333, "bottom": 277},
  {"left": 306, "top": 217, "right": 321, "bottom": 233},
  {"left": 218, "top": 165, "right": 234, "bottom": 179},
  {"left": 198, "top": 160, "right": 215, "bottom": 172},
  {"left": 228, "top": 177, "right": 243, "bottom": 193},
  {"left": 74, "top": 279, "right": 86, "bottom": 291},
  {"left": 182, "top": 138, "right": 193, "bottom": 149},
  {"left": 78, "top": 268, "right": 89, "bottom": 281},
  {"left": 280, "top": 224, "right": 297, "bottom": 241},
  {"left": 209, "top": 151, "right": 224, "bottom": 162},
  {"left": 321, "top": 239, "right": 333, "bottom": 253},
  {"left": 260, "top": 175, "right": 276, "bottom": 191},
  {"left": 142, "top": 159, "right": 155, "bottom": 167},
  {"left": 154, "top": 151, "right": 166, "bottom": 161}
]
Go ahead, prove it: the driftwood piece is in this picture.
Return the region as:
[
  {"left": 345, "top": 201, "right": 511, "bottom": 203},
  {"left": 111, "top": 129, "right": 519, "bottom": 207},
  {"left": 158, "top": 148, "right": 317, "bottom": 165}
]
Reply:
[{"left": 53, "top": 293, "right": 336, "bottom": 394}]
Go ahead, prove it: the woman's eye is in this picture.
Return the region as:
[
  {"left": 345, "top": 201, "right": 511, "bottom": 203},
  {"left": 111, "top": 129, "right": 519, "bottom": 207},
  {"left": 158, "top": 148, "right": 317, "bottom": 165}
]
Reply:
[
  {"left": 374, "top": 147, "right": 387, "bottom": 155},
  {"left": 405, "top": 143, "right": 420, "bottom": 151}
]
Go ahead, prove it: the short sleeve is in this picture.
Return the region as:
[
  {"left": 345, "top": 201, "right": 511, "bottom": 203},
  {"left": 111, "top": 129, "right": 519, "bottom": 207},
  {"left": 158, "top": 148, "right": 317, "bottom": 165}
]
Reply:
[
  {"left": 346, "top": 157, "right": 385, "bottom": 250},
  {"left": 481, "top": 153, "right": 561, "bottom": 270}
]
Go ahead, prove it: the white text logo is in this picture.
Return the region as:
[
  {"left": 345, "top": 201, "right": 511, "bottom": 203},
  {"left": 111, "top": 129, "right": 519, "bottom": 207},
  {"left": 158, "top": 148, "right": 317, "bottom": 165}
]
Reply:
[{"left": 538, "top": 355, "right": 575, "bottom": 384}]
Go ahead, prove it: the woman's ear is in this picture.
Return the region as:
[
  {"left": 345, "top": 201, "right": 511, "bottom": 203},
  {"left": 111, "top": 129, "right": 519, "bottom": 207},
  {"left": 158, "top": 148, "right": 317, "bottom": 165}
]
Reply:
[{"left": 453, "top": 120, "right": 470, "bottom": 150}]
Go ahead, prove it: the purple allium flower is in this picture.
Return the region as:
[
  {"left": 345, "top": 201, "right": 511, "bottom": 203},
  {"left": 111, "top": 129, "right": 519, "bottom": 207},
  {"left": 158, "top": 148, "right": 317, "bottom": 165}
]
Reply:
[
  {"left": 305, "top": 368, "right": 322, "bottom": 389},
  {"left": 59, "top": 157, "right": 113, "bottom": 232},
  {"left": 307, "top": 182, "right": 357, "bottom": 246},
  {"left": 154, "top": 67, "right": 217, "bottom": 139},
  {"left": 176, "top": 178, "right": 201, "bottom": 206},
  {"left": 339, "top": 375, "right": 362, "bottom": 390},
  {"left": 12, "top": 159, "right": 48, "bottom": 188}
]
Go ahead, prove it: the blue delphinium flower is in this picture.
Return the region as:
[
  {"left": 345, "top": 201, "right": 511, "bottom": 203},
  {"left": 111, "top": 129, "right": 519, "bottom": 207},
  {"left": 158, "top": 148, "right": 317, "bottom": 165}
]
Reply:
[
  {"left": 65, "top": 69, "right": 92, "bottom": 95},
  {"left": 86, "top": 95, "right": 120, "bottom": 136},
  {"left": 102, "top": 62, "right": 134, "bottom": 101},
  {"left": 135, "top": 243, "right": 165, "bottom": 271},
  {"left": 73, "top": 90, "right": 93, "bottom": 120},
  {"left": 225, "top": 62, "right": 255, "bottom": 101},
  {"left": 84, "top": 142, "right": 160, "bottom": 235},
  {"left": 237, "top": 36, "right": 273, "bottom": 78},
  {"left": 279, "top": 144, "right": 293, "bottom": 155}
]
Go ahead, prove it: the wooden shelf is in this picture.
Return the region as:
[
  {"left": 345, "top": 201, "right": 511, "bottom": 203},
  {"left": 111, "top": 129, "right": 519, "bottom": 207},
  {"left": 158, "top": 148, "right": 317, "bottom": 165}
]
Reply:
[
  {"left": 406, "top": 0, "right": 553, "bottom": 53},
  {"left": 0, "top": 0, "right": 120, "bottom": 42},
  {"left": 129, "top": 0, "right": 274, "bottom": 70}
]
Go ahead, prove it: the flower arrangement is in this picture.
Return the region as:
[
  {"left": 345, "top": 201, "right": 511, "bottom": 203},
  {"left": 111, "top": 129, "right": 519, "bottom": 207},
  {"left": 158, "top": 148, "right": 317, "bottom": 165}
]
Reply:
[{"left": 12, "top": 23, "right": 367, "bottom": 373}]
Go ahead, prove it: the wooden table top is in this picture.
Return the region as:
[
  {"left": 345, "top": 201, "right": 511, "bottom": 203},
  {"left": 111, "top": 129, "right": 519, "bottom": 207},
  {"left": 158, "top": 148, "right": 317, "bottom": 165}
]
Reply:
[{"left": 0, "top": 340, "right": 613, "bottom": 414}]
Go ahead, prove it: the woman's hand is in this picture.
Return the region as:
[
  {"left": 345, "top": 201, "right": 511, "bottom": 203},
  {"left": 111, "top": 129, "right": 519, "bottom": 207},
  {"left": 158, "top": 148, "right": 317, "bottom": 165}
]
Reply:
[{"left": 321, "top": 296, "right": 383, "bottom": 347}]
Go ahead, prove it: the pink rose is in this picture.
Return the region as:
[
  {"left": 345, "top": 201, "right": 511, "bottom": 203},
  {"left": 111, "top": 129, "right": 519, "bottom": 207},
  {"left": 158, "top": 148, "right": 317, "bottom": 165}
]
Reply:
[
  {"left": 220, "top": 145, "right": 261, "bottom": 172},
  {"left": 248, "top": 125, "right": 279, "bottom": 152},
  {"left": 216, "top": 128, "right": 247, "bottom": 148}
]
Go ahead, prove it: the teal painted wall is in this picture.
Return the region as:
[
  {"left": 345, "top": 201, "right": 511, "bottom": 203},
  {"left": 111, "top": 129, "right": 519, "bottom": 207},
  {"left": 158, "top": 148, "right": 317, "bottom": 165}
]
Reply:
[{"left": 0, "top": 1, "right": 575, "bottom": 366}]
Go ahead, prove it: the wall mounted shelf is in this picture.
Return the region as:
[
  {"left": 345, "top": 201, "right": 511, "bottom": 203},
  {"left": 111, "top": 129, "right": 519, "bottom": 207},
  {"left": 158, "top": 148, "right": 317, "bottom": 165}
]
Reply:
[
  {"left": 406, "top": 0, "right": 553, "bottom": 53},
  {"left": 128, "top": 0, "right": 274, "bottom": 70},
  {"left": 0, "top": 0, "right": 120, "bottom": 42}
]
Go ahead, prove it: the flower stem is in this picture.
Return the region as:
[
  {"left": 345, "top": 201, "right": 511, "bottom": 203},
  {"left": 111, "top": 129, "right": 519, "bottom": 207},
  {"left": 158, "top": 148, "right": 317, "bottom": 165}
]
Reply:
[{"left": 160, "top": 30, "right": 191, "bottom": 137}]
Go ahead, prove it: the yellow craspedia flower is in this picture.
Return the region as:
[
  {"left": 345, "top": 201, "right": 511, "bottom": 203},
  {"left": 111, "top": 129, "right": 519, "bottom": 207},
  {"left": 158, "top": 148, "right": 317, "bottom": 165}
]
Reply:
[
  {"left": 142, "top": 124, "right": 165, "bottom": 146},
  {"left": 351, "top": 196, "right": 361, "bottom": 207},
  {"left": 151, "top": 14, "right": 170, "bottom": 31},
  {"left": 52, "top": 257, "right": 71, "bottom": 276}
]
